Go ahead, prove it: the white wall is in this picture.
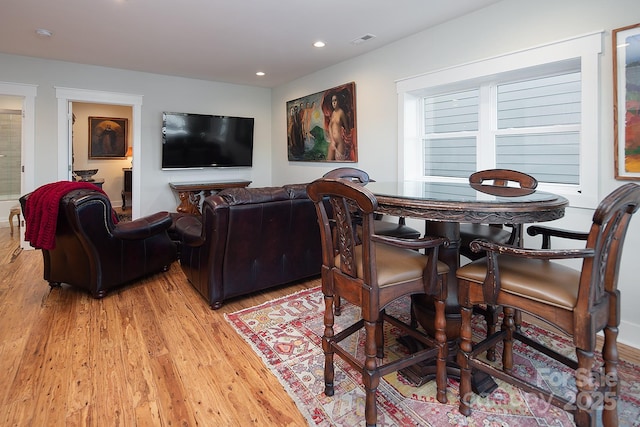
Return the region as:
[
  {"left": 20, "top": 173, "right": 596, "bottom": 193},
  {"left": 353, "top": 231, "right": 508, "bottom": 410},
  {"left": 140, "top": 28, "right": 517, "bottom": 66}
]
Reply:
[
  {"left": 0, "top": 54, "right": 272, "bottom": 215},
  {"left": 271, "top": 0, "right": 640, "bottom": 348}
]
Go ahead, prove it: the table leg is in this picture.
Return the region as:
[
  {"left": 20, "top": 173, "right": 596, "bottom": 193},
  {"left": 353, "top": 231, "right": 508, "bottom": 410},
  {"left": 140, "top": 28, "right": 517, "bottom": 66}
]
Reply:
[
  {"left": 399, "top": 221, "right": 498, "bottom": 396},
  {"left": 422, "top": 220, "right": 462, "bottom": 336}
]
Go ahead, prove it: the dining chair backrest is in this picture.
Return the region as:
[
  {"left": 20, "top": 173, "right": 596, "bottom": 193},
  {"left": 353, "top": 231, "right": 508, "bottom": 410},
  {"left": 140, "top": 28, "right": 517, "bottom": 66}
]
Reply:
[
  {"left": 461, "top": 169, "right": 538, "bottom": 256},
  {"left": 322, "top": 167, "right": 371, "bottom": 184},
  {"left": 577, "top": 183, "right": 640, "bottom": 312},
  {"left": 307, "top": 177, "right": 378, "bottom": 282},
  {"left": 469, "top": 168, "right": 538, "bottom": 189}
]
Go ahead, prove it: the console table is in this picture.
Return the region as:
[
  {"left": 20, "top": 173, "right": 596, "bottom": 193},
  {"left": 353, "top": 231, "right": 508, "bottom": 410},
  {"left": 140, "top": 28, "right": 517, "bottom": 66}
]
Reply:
[
  {"left": 169, "top": 180, "right": 252, "bottom": 215},
  {"left": 73, "top": 177, "right": 104, "bottom": 189},
  {"left": 92, "top": 178, "right": 104, "bottom": 190}
]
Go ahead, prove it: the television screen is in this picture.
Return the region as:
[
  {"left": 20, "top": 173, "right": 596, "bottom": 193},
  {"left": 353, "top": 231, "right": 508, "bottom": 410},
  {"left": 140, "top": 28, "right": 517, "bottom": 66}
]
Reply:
[{"left": 162, "top": 112, "right": 254, "bottom": 169}]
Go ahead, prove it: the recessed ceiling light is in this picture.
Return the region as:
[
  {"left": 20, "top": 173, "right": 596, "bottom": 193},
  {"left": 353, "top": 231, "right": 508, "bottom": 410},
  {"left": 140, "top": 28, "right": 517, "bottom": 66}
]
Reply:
[
  {"left": 35, "top": 28, "right": 53, "bottom": 38},
  {"left": 256, "top": 71, "right": 265, "bottom": 76},
  {"left": 313, "top": 41, "right": 326, "bottom": 48}
]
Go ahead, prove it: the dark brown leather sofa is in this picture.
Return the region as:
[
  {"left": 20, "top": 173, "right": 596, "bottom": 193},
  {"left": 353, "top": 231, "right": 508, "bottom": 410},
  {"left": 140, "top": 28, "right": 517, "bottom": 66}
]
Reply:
[
  {"left": 20, "top": 188, "right": 177, "bottom": 298},
  {"left": 174, "top": 184, "right": 323, "bottom": 309}
]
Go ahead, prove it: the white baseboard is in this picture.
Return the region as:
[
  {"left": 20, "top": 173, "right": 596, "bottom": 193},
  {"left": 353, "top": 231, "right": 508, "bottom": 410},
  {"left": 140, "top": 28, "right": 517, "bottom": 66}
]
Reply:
[
  {"left": 0, "top": 220, "right": 19, "bottom": 231},
  {"left": 618, "top": 319, "right": 640, "bottom": 350}
]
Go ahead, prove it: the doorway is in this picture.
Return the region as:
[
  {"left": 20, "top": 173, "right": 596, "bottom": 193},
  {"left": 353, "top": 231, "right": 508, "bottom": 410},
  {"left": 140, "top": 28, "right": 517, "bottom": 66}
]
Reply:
[
  {"left": 71, "top": 102, "right": 133, "bottom": 213},
  {"left": 0, "top": 83, "right": 36, "bottom": 250},
  {"left": 0, "top": 100, "right": 22, "bottom": 199},
  {"left": 56, "top": 88, "right": 142, "bottom": 219}
]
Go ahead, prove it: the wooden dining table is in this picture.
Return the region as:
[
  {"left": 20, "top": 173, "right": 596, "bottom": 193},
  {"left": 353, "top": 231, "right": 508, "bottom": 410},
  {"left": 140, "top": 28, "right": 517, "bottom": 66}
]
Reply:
[{"left": 365, "top": 180, "right": 569, "bottom": 392}]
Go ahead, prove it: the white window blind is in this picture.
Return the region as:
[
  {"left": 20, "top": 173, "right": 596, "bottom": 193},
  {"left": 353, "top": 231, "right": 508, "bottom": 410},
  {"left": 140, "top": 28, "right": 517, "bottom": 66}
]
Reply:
[
  {"left": 496, "top": 73, "right": 581, "bottom": 128},
  {"left": 495, "top": 72, "right": 582, "bottom": 185},
  {"left": 425, "top": 89, "right": 479, "bottom": 133},
  {"left": 422, "top": 72, "right": 581, "bottom": 184},
  {"left": 424, "top": 137, "right": 477, "bottom": 178},
  {"left": 495, "top": 133, "right": 580, "bottom": 184},
  {"left": 423, "top": 89, "right": 478, "bottom": 178}
]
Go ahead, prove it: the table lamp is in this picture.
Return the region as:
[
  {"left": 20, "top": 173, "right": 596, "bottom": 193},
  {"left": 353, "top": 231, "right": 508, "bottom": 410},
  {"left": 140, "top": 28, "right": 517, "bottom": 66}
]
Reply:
[{"left": 125, "top": 145, "right": 133, "bottom": 167}]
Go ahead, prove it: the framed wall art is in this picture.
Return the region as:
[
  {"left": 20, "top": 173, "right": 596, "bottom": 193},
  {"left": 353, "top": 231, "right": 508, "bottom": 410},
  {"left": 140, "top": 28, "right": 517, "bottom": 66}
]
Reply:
[
  {"left": 613, "top": 23, "right": 640, "bottom": 179},
  {"left": 286, "top": 82, "right": 357, "bottom": 162},
  {"left": 88, "top": 116, "right": 128, "bottom": 159}
]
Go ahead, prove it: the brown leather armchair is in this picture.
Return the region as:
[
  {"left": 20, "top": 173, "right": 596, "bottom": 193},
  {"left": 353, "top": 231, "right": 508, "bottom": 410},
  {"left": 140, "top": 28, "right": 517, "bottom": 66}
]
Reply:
[{"left": 21, "top": 187, "right": 177, "bottom": 298}]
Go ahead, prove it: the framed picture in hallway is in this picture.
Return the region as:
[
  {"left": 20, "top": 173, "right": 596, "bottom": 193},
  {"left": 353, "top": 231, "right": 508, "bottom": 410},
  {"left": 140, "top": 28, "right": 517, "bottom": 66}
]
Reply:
[
  {"left": 613, "top": 23, "right": 640, "bottom": 180},
  {"left": 286, "top": 82, "right": 357, "bottom": 162},
  {"left": 88, "top": 116, "right": 128, "bottom": 159}
]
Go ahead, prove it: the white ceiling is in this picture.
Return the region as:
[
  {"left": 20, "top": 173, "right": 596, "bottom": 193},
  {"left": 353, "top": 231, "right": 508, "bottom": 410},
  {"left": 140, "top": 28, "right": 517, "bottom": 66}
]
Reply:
[{"left": 1, "top": 0, "right": 501, "bottom": 88}]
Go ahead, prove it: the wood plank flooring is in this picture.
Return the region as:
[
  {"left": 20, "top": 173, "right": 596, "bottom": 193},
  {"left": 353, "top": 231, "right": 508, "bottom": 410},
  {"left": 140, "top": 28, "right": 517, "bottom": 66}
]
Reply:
[
  {"left": 1, "top": 227, "right": 638, "bottom": 425},
  {"left": 0, "top": 228, "right": 314, "bottom": 426}
]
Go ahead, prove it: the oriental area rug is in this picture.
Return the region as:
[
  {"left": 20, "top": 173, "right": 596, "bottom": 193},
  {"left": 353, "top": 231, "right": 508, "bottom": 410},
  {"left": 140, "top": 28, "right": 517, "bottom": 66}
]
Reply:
[{"left": 225, "top": 286, "right": 640, "bottom": 426}]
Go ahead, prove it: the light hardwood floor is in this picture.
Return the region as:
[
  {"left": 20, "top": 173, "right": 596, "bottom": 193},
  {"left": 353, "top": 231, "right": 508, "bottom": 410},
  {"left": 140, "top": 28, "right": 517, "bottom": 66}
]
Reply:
[
  {"left": 1, "top": 227, "right": 638, "bottom": 426},
  {"left": 0, "top": 227, "right": 314, "bottom": 426}
]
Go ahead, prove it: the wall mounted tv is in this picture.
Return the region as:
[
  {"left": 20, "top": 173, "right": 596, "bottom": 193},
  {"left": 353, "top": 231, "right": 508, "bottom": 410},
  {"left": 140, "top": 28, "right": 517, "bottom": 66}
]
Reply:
[{"left": 161, "top": 112, "right": 254, "bottom": 169}]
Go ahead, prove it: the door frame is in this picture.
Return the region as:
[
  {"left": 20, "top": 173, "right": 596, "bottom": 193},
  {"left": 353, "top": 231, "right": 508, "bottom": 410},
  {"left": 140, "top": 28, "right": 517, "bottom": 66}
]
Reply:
[
  {"left": 55, "top": 87, "right": 143, "bottom": 219},
  {"left": 0, "top": 82, "right": 37, "bottom": 249}
]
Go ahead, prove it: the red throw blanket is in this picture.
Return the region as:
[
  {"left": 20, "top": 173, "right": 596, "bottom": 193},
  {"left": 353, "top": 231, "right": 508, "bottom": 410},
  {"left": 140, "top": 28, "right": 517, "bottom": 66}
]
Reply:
[{"left": 24, "top": 181, "right": 117, "bottom": 250}]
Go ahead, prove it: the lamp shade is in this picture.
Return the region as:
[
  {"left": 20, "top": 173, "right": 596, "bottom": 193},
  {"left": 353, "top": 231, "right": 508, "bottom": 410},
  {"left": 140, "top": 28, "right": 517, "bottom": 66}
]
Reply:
[{"left": 125, "top": 146, "right": 133, "bottom": 157}]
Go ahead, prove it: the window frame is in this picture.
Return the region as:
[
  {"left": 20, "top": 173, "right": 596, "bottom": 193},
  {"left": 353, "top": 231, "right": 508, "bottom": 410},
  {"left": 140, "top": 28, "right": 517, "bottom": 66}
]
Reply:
[{"left": 397, "top": 32, "right": 603, "bottom": 209}]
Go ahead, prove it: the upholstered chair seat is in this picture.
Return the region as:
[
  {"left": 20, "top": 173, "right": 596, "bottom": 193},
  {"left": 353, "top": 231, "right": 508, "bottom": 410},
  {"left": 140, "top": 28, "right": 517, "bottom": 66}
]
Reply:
[
  {"left": 459, "top": 256, "right": 579, "bottom": 309},
  {"left": 337, "top": 243, "right": 449, "bottom": 287}
]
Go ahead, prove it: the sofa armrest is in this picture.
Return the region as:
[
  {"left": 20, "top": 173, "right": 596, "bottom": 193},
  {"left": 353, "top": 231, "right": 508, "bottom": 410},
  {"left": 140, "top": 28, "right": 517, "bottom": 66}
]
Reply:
[
  {"left": 112, "top": 212, "right": 172, "bottom": 240},
  {"left": 174, "top": 215, "right": 205, "bottom": 246}
]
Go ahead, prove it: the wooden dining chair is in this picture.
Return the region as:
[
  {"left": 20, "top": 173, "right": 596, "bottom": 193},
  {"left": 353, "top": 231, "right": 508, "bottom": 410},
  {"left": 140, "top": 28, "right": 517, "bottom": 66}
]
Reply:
[
  {"left": 322, "top": 167, "right": 423, "bottom": 315},
  {"left": 458, "top": 168, "right": 538, "bottom": 361},
  {"left": 307, "top": 178, "right": 449, "bottom": 427},
  {"left": 456, "top": 183, "right": 640, "bottom": 426}
]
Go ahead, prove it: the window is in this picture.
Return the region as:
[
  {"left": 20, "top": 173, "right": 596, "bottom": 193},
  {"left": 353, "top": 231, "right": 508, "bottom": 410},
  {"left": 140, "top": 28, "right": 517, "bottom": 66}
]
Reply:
[{"left": 397, "top": 32, "right": 602, "bottom": 208}]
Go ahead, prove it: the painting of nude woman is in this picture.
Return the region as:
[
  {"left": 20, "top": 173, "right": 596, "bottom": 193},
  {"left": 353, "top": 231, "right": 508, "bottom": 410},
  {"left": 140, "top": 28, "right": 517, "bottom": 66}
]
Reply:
[{"left": 286, "top": 82, "right": 357, "bottom": 162}]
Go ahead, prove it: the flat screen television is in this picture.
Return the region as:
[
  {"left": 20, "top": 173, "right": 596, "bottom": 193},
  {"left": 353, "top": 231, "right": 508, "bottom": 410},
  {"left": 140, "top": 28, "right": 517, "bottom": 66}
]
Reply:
[{"left": 162, "top": 112, "right": 254, "bottom": 169}]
